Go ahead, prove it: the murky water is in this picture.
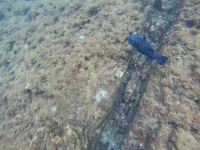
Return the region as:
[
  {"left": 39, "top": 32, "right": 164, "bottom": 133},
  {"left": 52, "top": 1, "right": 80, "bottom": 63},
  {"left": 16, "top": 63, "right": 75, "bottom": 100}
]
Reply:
[{"left": 0, "top": 0, "right": 199, "bottom": 149}]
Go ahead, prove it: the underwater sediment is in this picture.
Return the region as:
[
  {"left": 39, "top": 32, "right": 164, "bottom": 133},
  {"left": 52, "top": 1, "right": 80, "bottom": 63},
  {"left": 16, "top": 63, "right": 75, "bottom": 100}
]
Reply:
[
  {"left": 95, "top": 0, "right": 186, "bottom": 149},
  {"left": 0, "top": 0, "right": 199, "bottom": 150},
  {"left": 121, "top": 0, "right": 200, "bottom": 150}
]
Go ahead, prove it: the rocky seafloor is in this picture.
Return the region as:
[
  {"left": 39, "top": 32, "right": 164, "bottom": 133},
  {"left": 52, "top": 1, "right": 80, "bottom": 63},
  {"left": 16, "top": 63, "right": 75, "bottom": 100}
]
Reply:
[{"left": 0, "top": 0, "right": 199, "bottom": 149}]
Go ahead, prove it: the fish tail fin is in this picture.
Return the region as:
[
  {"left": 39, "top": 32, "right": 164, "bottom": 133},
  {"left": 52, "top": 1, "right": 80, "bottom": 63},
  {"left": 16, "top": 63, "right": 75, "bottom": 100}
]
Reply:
[{"left": 155, "top": 54, "right": 168, "bottom": 65}]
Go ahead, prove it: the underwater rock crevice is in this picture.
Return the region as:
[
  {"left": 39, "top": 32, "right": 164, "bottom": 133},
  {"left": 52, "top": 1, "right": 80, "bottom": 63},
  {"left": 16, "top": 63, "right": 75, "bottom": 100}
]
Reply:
[{"left": 94, "top": 0, "right": 184, "bottom": 149}]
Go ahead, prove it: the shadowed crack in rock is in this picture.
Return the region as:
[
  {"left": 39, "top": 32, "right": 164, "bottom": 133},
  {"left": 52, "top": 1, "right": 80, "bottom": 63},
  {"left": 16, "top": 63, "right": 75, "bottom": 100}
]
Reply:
[{"left": 91, "top": 0, "right": 183, "bottom": 150}]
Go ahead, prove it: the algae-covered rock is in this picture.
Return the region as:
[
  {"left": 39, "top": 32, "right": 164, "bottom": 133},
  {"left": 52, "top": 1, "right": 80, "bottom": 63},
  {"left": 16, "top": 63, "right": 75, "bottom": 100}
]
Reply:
[
  {"left": 1, "top": 0, "right": 199, "bottom": 149},
  {"left": 175, "top": 128, "right": 199, "bottom": 150}
]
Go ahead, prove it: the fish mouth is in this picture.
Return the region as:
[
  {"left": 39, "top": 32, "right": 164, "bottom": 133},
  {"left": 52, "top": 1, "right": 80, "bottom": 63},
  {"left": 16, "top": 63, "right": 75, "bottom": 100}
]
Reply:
[
  {"left": 127, "top": 36, "right": 135, "bottom": 45},
  {"left": 127, "top": 36, "right": 132, "bottom": 43}
]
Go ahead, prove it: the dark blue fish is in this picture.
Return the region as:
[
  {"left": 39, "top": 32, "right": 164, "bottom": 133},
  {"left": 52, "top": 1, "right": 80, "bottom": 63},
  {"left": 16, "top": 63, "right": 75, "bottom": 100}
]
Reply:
[{"left": 127, "top": 35, "right": 168, "bottom": 65}]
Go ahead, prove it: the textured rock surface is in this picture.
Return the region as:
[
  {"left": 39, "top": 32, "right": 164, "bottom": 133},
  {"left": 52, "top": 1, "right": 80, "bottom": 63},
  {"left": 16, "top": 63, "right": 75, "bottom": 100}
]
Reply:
[
  {"left": 0, "top": 0, "right": 144, "bottom": 149},
  {"left": 122, "top": 0, "right": 200, "bottom": 149},
  {"left": 0, "top": 0, "right": 199, "bottom": 149}
]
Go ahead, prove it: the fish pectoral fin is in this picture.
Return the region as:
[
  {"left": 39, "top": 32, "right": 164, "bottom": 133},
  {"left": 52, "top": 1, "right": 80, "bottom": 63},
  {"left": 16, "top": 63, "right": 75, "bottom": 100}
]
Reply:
[
  {"left": 146, "top": 56, "right": 154, "bottom": 63},
  {"left": 136, "top": 43, "right": 140, "bottom": 49},
  {"left": 133, "top": 43, "right": 139, "bottom": 52}
]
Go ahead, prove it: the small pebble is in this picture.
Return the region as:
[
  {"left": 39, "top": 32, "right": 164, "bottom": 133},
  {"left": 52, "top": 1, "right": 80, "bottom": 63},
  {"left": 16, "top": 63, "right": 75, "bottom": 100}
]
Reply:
[{"left": 79, "top": 35, "right": 85, "bottom": 39}]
